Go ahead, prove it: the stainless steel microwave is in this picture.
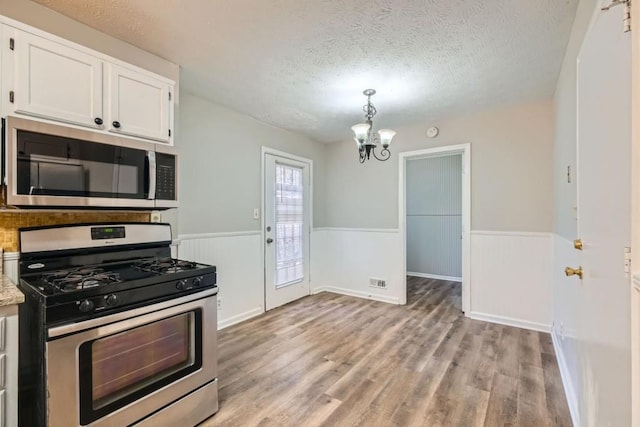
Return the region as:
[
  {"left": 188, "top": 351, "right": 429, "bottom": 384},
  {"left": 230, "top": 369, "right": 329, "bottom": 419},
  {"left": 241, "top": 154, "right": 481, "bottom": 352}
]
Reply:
[{"left": 2, "top": 116, "right": 177, "bottom": 209}]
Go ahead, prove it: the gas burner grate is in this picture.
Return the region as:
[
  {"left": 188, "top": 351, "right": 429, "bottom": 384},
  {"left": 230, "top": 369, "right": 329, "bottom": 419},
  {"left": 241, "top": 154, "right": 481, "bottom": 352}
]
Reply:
[
  {"left": 42, "top": 267, "right": 122, "bottom": 294},
  {"left": 134, "top": 257, "right": 198, "bottom": 274}
]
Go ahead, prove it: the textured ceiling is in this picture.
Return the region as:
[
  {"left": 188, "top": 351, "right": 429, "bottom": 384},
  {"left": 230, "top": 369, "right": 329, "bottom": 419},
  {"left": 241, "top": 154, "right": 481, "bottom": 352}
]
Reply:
[{"left": 32, "top": 0, "right": 579, "bottom": 143}]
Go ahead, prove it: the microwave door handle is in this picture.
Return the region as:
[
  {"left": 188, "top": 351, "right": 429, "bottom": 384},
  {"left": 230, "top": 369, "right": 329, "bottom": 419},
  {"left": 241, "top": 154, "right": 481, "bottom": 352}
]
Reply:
[{"left": 147, "top": 151, "right": 156, "bottom": 200}]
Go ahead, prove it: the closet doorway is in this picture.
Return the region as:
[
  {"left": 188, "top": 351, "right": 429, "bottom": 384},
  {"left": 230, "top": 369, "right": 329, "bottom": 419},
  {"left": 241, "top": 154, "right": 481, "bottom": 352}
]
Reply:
[{"left": 399, "top": 144, "right": 470, "bottom": 312}]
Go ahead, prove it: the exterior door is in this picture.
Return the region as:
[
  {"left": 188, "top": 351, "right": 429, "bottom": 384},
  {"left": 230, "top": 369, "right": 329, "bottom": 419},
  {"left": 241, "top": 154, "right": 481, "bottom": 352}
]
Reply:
[
  {"left": 576, "top": 4, "right": 632, "bottom": 426},
  {"left": 264, "top": 153, "right": 311, "bottom": 311}
]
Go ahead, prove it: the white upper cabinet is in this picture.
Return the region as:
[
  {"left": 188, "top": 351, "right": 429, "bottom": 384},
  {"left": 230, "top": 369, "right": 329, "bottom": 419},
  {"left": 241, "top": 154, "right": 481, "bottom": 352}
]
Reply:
[
  {"left": 2, "top": 24, "right": 175, "bottom": 144},
  {"left": 13, "top": 31, "right": 104, "bottom": 129},
  {"left": 108, "top": 65, "right": 172, "bottom": 142}
]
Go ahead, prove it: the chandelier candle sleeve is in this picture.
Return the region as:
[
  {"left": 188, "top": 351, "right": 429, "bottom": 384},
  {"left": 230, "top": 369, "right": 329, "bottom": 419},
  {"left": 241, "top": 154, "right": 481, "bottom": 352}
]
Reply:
[{"left": 351, "top": 89, "right": 396, "bottom": 163}]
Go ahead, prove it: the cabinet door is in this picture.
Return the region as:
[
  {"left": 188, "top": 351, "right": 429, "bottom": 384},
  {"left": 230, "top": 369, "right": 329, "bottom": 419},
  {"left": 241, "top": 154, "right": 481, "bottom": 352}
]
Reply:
[
  {"left": 109, "top": 65, "right": 172, "bottom": 143},
  {"left": 14, "top": 31, "right": 104, "bottom": 128}
]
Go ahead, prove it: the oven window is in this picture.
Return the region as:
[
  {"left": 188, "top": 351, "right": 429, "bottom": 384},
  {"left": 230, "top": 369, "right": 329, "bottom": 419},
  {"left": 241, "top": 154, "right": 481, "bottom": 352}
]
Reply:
[{"left": 79, "top": 311, "right": 202, "bottom": 425}]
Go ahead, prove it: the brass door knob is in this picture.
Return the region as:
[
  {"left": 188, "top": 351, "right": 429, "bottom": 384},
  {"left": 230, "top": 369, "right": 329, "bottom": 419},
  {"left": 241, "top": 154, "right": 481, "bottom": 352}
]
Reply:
[
  {"left": 565, "top": 266, "right": 583, "bottom": 279},
  {"left": 573, "top": 239, "right": 583, "bottom": 250}
]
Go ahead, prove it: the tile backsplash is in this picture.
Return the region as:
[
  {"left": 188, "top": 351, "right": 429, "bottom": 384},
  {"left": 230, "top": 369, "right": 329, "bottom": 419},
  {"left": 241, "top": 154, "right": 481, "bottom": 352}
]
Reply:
[{"left": 0, "top": 211, "right": 150, "bottom": 252}]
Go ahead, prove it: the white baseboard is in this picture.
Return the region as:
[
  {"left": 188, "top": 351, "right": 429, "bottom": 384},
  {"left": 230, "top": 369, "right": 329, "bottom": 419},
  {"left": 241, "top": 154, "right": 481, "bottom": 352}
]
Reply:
[
  {"left": 312, "top": 286, "right": 400, "bottom": 305},
  {"left": 407, "top": 272, "right": 462, "bottom": 282},
  {"left": 467, "top": 311, "right": 551, "bottom": 333},
  {"left": 218, "top": 307, "right": 264, "bottom": 330},
  {"left": 551, "top": 328, "right": 580, "bottom": 427}
]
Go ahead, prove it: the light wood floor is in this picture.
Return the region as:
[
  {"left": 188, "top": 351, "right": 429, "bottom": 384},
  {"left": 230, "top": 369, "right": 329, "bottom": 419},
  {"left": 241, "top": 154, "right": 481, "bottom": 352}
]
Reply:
[{"left": 200, "top": 277, "right": 572, "bottom": 426}]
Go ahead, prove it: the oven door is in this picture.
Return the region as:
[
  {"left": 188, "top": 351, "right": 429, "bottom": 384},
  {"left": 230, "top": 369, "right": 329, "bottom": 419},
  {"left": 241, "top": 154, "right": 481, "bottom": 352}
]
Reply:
[{"left": 45, "top": 290, "right": 217, "bottom": 427}]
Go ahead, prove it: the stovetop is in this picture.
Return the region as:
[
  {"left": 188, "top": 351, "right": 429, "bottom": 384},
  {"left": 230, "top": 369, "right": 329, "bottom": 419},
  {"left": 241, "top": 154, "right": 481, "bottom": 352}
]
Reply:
[
  {"left": 20, "top": 256, "right": 217, "bottom": 325},
  {"left": 18, "top": 223, "right": 218, "bottom": 326},
  {"left": 27, "top": 257, "right": 208, "bottom": 297}
]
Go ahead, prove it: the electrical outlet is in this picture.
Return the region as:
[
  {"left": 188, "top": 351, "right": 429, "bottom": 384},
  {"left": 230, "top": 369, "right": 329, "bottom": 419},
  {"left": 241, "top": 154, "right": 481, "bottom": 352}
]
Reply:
[
  {"left": 217, "top": 298, "right": 222, "bottom": 309},
  {"left": 369, "top": 278, "right": 387, "bottom": 289}
]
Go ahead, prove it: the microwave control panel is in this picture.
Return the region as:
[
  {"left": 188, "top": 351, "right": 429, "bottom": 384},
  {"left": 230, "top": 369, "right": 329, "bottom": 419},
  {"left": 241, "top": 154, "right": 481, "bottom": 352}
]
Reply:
[{"left": 155, "top": 153, "right": 176, "bottom": 200}]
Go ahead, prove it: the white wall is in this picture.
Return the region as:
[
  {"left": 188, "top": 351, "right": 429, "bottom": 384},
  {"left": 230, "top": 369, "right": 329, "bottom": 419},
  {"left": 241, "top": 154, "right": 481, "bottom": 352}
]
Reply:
[
  {"left": 176, "top": 92, "right": 327, "bottom": 327},
  {"left": 311, "top": 228, "right": 404, "bottom": 305},
  {"left": 176, "top": 92, "right": 326, "bottom": 234},
  {"left": 469, "top": 231, "right": 552, "bottom": 332},
  {"left": 324, "top": 100, "right": 554, "bottom": 231},
  {"left": 316, "top": 101, "right": 554, "bottom": 329},
  {"left": 178, "top": 233, "right": 263, "bottom": 329}
]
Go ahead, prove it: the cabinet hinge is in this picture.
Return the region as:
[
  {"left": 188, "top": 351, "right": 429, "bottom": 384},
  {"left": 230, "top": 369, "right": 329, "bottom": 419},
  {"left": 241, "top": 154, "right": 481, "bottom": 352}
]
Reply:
[
  {"left": 602, "top": 0, "right": 632, "bottom": 32},
  {"left": 9, "top": 91, "right": 14, "bottom": 103},
  {"left": 168, "top": 129, "right": 171, "bottom": 137},
  {"left": 9, "top": 38, "right": 14, "bottom": 51},
  {"left": 168, "top": 92, "right": 172, "bottom": 101}
]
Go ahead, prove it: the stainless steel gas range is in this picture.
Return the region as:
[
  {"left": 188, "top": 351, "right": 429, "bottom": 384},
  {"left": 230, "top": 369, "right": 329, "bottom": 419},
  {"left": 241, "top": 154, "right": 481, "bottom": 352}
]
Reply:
[{"left": 17, "top": 223, "right": 219, "bottom": 427}]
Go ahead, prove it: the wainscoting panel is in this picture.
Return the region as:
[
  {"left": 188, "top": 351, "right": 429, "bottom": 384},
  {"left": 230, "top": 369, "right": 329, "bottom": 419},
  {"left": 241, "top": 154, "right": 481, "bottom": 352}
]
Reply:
[
  {"left": 550, "top": 233, "right": 580, "bottom": 426},
  {"left": 311, "top": 228, "right": 403, "bottom": 304},
  {"left": 469, "top": 231, "right": 553, "bottom": 332},
  {"left": 2, "top": 252, "right": 19, "bottom": 283},
  {"left": 178, "top": 232, "right": 264, "bottom": 329}
]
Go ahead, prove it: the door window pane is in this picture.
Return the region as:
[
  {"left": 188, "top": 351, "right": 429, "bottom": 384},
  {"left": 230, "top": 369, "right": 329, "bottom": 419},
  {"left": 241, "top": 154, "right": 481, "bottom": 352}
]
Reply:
[{"left": 275, "top": 164, "right": 304, "bottom": 287}]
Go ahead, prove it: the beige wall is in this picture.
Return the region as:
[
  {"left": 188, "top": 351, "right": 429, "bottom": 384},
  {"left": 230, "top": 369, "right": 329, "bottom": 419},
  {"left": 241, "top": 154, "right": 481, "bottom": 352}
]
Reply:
[
  {"left": 0, "top": 0, "right": 178, "bottom": 81},
  {"left": 324, "top": 100, "right": 554, "bottom": 232},
  {"left": 553, "top": 0, "right": 597, "bottom": 240},
  {"left": 176, "top": 92, "right": 326, "bottom": 234}
]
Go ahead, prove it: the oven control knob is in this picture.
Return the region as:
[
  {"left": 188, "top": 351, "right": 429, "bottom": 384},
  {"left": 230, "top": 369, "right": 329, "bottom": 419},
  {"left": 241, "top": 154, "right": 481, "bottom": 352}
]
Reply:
[
  {"left": 104, "top": 294, "right": 118, "bottom": 307},
  {"left": 193, "top": 276, "right": 203, "bottom": 287},
  {"left": 176, "top": 279, "right": 188, "bottom": 290},
  {"left": 79, "top": 299, "right": 94, "bottom": 313}
]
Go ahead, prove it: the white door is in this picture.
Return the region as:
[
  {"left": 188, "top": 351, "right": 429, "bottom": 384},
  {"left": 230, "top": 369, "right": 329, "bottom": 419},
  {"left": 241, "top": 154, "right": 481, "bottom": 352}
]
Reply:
[
  {"left": 264, "top": 153, "right": 311, "bottom": 311},
  {"left": 576, "top": 4, "right": 631, "bottom": 426},
  {"left": 633, "top": 2, "right": 640, "bottom": 425},
  {"left": 108, "top": 64, "right": 173, "bottom": 143},
  {"left": 13, "top": 30, "right": 103, "bottom": 128}
]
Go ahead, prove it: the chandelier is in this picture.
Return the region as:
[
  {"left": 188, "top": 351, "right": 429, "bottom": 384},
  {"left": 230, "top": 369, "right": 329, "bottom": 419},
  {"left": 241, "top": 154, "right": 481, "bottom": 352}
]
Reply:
[{"left": 351, "top": 89, "right": 396, "bottom": 163}]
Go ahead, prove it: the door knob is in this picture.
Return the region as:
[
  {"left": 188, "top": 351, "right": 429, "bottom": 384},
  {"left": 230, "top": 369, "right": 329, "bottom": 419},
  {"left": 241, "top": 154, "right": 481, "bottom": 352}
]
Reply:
[
  {"left": 564, "top": 266, "right": 583, "bottom": 279},
  {"left": 573, "top": 239, "right": 583, "bottom": 250},
  {"left": 266, "top": 238, "right": 273, "bottom": 244}
]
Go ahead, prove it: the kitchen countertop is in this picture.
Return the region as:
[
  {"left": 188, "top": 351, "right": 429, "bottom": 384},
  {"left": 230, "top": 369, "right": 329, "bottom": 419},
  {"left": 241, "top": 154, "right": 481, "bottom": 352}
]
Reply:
[{"left": 0, "top": 275, "right": 24, "bottom": 306}]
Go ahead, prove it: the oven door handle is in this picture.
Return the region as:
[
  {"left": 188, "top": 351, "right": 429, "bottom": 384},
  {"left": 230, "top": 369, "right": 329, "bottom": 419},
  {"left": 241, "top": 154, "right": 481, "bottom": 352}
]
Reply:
[
  {"left": 147, "top": 150, "right": 156, "bottom": 200},
  {"left": 48, "top": 288, "right": 217, "bottom": 338}
]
